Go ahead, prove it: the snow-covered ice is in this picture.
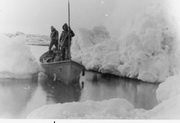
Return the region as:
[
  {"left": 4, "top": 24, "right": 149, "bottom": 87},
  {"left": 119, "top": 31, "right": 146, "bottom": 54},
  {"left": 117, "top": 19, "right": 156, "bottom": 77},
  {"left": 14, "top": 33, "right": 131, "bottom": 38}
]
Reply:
[
  {"left": 27, "top": 98, "right": 143, "bottom": 119},
  {"left": 147, "top": 75, "right": 180, "bottom": 119},
  {"left": 0, "top": 34, "right": 42, "bottom": 79},
  {"left": 71, "top": 4, "right": 177, "bottom": 83},
  {"left": 6, "top": 32, "right": 50, "bottom": 46}
]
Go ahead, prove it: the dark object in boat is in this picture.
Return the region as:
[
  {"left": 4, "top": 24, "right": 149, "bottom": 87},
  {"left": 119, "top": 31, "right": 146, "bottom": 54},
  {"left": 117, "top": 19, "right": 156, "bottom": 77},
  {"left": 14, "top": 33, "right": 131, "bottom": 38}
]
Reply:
[{"left": 39, "top": 49, "right": 85, "bottom": 85}]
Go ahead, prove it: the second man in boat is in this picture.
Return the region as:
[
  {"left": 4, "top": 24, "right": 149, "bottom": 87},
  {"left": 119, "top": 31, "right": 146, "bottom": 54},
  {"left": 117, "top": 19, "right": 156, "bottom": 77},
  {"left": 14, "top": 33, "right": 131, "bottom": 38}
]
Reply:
[{"left": 59, "top": 23, "right": 75, "bottom": 60}]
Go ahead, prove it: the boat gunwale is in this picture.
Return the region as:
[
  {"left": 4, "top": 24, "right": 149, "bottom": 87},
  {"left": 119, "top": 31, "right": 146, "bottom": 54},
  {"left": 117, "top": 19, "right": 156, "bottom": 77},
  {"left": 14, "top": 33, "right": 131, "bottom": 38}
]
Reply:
[{"left": 41, "top": 60, "right": 85, "bottom": 69}]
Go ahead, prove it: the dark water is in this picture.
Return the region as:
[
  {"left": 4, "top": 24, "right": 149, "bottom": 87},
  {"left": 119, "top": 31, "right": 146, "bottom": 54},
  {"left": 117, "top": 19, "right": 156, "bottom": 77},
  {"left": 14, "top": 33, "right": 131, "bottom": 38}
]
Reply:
[{"left": 0, "top": 71, "right": 159, "bottom": 119}]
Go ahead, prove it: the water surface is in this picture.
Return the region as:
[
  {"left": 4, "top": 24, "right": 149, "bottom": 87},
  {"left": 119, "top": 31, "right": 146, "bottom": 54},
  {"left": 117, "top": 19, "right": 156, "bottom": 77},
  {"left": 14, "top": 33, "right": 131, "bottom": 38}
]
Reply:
[{"left": 0, "top": 45, "right": 159, "bottom": 118}]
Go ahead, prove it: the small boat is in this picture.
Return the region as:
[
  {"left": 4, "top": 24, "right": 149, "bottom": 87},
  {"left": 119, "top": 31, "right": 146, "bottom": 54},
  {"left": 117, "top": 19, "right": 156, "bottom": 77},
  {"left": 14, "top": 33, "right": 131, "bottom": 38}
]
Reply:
[
  {"left": 39, "top": 1, "right": 85, "bottom": 85},
  {"left": 39, "top": 50, "right": 85, "bottom": 85}
]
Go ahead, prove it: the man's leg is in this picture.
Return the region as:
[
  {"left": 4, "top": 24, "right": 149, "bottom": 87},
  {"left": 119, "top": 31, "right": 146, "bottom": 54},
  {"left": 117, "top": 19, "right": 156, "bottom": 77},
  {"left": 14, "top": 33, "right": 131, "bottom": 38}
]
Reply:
[
  {"left": 61, "top": 47, "right": 65, "bottom": 60},
  {"left": 49, "top": 41, "right": 53, "bottom": 51},
  {"left": 67, "top": 47, "right": 70, "bottom": 60},
  {"left": 55, "top": 40, "right": 58, "bottom": 50},
  {"left": 67, "top": 41, "right": 71, "bottom": 60},
  {"left": 65, "top": 48, "right": 68, "bottom": 60}
]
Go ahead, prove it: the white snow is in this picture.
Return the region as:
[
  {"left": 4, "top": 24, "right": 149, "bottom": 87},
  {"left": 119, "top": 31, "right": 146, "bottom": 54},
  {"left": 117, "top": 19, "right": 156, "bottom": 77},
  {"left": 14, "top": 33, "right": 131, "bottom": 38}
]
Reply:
[
  {"left": 27, "top": 98, "right": 142, "bottom": 119},
  {"left": 147, "top": 75, "right": 180, "bottom": 119},
  {"left": 0, "top": 34, "right": 42, "bottom": 79},
  {"left": 71, "top": 4, "right": 177, "bottom": 83}
]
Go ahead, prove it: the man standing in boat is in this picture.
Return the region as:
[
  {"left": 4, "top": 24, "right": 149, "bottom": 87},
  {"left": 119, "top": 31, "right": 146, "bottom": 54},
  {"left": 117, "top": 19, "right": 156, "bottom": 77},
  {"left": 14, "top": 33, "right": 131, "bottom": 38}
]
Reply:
[
  {"left": 49, "top": 26, "right": 59, "bottom": 52},
  {"left": 59, "top": 23, "right": 75, "bottom": 60}
]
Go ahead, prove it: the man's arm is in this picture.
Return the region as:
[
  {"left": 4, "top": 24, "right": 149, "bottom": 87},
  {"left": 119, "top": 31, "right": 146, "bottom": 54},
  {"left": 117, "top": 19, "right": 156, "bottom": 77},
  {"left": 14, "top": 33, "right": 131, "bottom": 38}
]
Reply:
[
  {"left": 70, "top": 30, "right": 75, "bottom": 37},
  {"left": 59, "top": 32, "right": 65, "bottom": 47},
  {"left": 68, "top": 27, "right": 75, "bottom": 37},
  {"left": 59, "top": 32, "right": 63, "bottom": 41}
]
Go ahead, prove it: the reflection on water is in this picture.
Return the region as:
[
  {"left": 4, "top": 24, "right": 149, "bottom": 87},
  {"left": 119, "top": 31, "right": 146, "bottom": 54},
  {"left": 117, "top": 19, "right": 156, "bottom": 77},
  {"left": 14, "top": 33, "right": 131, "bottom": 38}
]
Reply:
[
  {"left": 80, "top": 71, "right": 159, "bottom": 110},
  {"left": 0, "top": 71, "right": 159, "bottom": 118},
  {"left": 0, "top": 78, "right": 38, "bottom": 118},
  {"left": 40, "top": 76, "right": 81, "bottom": 104}
]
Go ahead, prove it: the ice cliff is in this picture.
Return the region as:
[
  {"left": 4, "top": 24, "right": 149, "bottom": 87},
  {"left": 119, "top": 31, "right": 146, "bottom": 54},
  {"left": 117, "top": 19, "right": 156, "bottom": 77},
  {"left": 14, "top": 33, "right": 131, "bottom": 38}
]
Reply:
[{"left": 71, "top": 5, "right": 177, "bottom": 83}]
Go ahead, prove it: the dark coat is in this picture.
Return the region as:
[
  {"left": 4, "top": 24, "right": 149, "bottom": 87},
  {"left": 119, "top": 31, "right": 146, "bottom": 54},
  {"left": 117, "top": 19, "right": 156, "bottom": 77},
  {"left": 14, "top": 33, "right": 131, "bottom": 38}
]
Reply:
[
  {"left": 51, "top": 29, "right": 59, "bottom": 41},
  {"left": 60, "top": 29, "right": 75, "bottom": 48}
]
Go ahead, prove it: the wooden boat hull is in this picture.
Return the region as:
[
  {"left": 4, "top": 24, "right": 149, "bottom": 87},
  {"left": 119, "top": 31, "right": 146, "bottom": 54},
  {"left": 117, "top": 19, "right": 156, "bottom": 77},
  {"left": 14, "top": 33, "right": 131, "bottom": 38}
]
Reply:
[
  {"left": 41, "top": 60, "right": 84, "bottom": 85},
  {"left": 39, "top": 51, "right": 85, "bottom": 85}
]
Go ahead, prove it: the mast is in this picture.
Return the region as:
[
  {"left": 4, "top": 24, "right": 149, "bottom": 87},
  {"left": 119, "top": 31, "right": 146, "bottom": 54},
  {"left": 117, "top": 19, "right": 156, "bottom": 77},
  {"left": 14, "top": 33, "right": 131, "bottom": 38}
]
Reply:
[
  {"left": 68, "top": 0, "right": 70, "bottom": 27},
  {"left": 67, "top": 0, "right": 71, "bottom": 60}
]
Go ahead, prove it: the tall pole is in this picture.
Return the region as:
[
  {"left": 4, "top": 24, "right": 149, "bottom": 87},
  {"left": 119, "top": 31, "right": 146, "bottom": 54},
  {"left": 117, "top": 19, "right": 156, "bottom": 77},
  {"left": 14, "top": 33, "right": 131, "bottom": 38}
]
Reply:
[
  {"left": 68, "top": 0, "right": 71, "bottom": 60},
  {"left": 68, "top": 0, "right": 70, "bottom": 27}
]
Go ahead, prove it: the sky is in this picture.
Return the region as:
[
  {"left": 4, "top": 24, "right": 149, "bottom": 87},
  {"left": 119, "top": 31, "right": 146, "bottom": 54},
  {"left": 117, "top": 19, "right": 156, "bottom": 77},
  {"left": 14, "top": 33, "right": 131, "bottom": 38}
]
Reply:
[
  {"left": 0, "top": 0, "right": 116, "bottom": 35},
  {"left": 0, "top": 0, "right": 180, "bottom": 36}
]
